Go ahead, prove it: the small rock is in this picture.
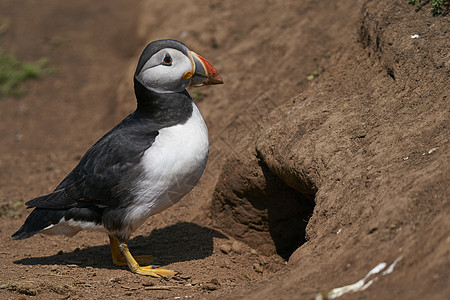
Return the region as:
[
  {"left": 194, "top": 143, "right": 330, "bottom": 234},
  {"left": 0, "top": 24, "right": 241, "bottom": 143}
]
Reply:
[
  {"left": 220, "top": 261, "right": 231, "bottom": 269},
  {"left": 202, "top": 282, "right": 220, "bottom": 291},
  {"left": 180, "top": 275, "right": 191, "bottom": 280},
  {"left": 231, "top": 241, "right": 242, "bottom": 254},
  {"left": 259, "top": 255, "right": 269, "bottom": 264},
  {"left": 219, "top": 243, "right": 231, "bottom": 254},
  {"left": 253, "top": 263, "right": 263, "bottom": 273},
  {"left": 201, "top": 278, "right": 221, "bottom": 291},
  {"left": 191, "top": 280, "right": 202, "bottom": 286}
]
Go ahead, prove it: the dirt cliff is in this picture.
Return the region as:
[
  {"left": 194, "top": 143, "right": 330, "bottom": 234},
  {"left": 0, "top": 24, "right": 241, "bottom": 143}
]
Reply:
[{"left": 211, "top": 1, "right": 449, "bottom": 299}]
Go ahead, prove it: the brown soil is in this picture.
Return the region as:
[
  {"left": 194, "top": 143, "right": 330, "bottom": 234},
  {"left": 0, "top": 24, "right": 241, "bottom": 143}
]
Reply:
[{"left": 0, "top": 0, "right": 448, "bottom": 299}]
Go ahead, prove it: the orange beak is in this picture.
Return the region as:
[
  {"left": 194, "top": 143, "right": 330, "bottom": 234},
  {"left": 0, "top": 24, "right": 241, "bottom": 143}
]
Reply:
[{"left": 190, "top": 51, "right": 224, "bottom": 86}]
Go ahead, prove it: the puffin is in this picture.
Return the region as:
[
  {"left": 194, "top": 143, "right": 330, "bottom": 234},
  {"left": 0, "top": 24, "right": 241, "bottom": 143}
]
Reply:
[{"left": 12, "top": 39, "right": 223, "bottom": 277}]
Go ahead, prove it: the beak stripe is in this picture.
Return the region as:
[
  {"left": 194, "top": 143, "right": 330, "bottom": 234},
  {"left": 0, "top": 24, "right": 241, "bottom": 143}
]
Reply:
[
  {"left": 182, "top": 71, "right": 193, "bottom": 80},
  {"left": 187, "top": 51, "right": 196, "bottom": 84}
]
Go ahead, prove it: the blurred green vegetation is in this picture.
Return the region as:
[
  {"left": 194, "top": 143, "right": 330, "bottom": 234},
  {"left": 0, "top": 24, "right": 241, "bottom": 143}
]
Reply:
[
  {"left": 0, "top": 17, "right": 52, "bottom": 98},
  {"left": 0, "top": 48, "right": 52, "bottom": 98},
  {"left": 306, "top": 71, "right": 319, "bottom": 81},
  {"left": 0, "top": 199, "right": 24, "bottom": 218},
  {"left": 408, "top": 0, "right": 449, "bottom": 14}
]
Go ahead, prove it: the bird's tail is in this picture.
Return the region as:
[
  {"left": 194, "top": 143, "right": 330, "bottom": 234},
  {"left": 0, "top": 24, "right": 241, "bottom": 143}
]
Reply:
[{"left": 11, "top": 208, "right": 65, "bottom": 240}]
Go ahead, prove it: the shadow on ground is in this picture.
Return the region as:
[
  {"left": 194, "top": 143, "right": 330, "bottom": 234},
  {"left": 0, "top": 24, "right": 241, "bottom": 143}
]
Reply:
[{"left": 14, "top": 222, "right": 227, "bottom": 269}]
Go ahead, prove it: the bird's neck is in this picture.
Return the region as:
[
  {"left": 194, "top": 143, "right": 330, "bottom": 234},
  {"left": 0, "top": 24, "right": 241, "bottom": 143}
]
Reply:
[{"left": 134, "top": 78, "right": 193, "bottom": 126}]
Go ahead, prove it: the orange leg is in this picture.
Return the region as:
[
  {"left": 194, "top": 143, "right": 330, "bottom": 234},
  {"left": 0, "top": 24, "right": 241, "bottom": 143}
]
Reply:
[{"left": 109, "top": 235, "right": 179, "bottom": 277}]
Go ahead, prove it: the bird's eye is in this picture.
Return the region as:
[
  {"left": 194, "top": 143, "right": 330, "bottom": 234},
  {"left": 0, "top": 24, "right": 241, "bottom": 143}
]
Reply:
[{"left": 162, "top": 53, "right": 172, "bottom": 65}]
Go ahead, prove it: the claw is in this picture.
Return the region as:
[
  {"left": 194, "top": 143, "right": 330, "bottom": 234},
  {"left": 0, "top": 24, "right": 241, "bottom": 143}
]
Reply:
[
  {"left": 134, "top": 265, "right": 179, "bottom": 277},
  {"left": 112, "top": 238, "right": 179, "bottom": 277}
]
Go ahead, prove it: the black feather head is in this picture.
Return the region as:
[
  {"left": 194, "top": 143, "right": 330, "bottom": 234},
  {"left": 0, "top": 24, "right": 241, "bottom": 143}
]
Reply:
[{"left": 134, "top": 39, "right": 190, "bottom": 77}]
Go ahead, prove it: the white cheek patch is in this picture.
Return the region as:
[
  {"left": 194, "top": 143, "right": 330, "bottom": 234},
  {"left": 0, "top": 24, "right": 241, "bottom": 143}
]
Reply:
[{"left": 136, "top": 48, "right": 192, "bottom": 93}]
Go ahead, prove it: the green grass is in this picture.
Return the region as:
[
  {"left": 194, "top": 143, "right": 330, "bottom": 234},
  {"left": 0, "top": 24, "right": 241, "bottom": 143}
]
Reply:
[
  {"left": 0, "top": 47, "right": 52, "bottom": 98},
  {"left": 0, "top": 199, "right": 24, "bottom": 218},
  {"left": 306, "top": 71, "right": 319, "bottom": 81},
  {"left": 408, "top": 0, "right": 449, "bottom": 14}
]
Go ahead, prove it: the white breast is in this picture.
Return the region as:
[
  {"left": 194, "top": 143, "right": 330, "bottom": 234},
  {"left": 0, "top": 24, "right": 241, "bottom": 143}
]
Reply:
[{"left": 124, "top": 102, "right": 209, "bottom": 231}]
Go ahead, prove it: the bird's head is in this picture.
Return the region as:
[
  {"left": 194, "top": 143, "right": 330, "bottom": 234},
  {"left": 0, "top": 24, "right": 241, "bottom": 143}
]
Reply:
[{"left": 134, "top": 39, "right": 223, "bottom": 94}]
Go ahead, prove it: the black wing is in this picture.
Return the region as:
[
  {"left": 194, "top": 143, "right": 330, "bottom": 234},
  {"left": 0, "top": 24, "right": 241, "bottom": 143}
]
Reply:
[{"left": 26, "top": 113, "right": 159, "bottom": 210}]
